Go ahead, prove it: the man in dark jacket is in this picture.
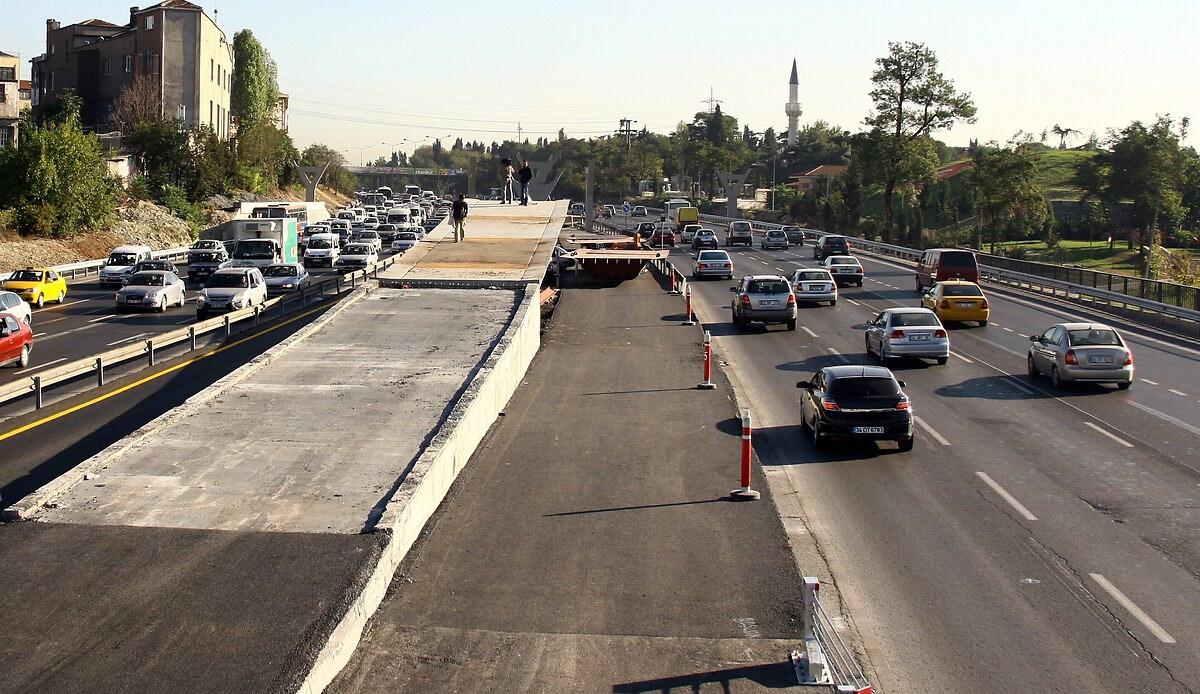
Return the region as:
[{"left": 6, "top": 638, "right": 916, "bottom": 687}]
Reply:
[
  {"left": 518, "top": 161, "right": 533, "bottom": 206},
  {"left": 451, "top": 194, "right": 468, "bottom": 242}
]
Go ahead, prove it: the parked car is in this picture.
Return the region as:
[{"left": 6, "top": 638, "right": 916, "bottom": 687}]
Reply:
[
  {"left": 0, "top": 312, "right": 34, "bottom": 368},
  {"left": 2, "top": 268, "right": 67, "bottom": 308},
  {"left": 864, "top": 307, "right": 949, "bottom": 365},
  {"left": 631, "top": 206, "right": 648, "bottom": 217},
  {"left": 760, "top": 229, "right": 789, "bottom": 250},
  {"left": 115, "top": 271, "right": 187, "bottom": 312},
  {"left": 797, "top": 365, "right": 913, "bottom": 451},
  {"left": 632, "top": 221, "right": 657, "bottom": 239},
  {"left": 915, "top": 248, "right": 979, "bottom": 291},
  {"left": 1027, "top": 323, "right": 1133, "bottom": 389},
  {"left": 692, "top": 229, "right": 719, "bottom": 250},
  {"left": 680, "top": 224, "right": 702, "bottom": 244},
  {"left": 263, "top": 263, "right": 311, "bottom": 296},
  {"left": 781, "top": 225, "right": 805, "bottom": 245},
  {"left": 813, "top": 235, "right": 850, "bottom": 261},
  {"left": 0, "top": 291, "right": 33, "bottom": 325},
  {"left": 730, "top": 275, "right": 797, "bottom": 331},
  {"left": 823, "top": 255, "right": 864, "bottom": 286},
  {"left": 726, "top": 220, "right": 753, "bottom": 247},
  {"left": 692, "top": 250, "right": 733, "bottom": 279},
  {"left": 100, "top": 245, "right": 153, "bottom": 286},
  {"left": 602, "top": 204, "right": 617, "bottom": 218},
  {"left": 790, "top": 268, "right": 838, "bottom": 305},
  {"left": 551, "top": 245, "right": 575, "bottom": 271},
  {"left": 337, "top": 243, "right": 379, "bottom": 269},
  {"left": 921, "top": 280, "right": 989, "bottom": 326},
  {"left": 569, "top": 202, "right": 586, "bottom": 216},
  {"left": 196, "top": 267, "right": 267, "bottom": 317}
]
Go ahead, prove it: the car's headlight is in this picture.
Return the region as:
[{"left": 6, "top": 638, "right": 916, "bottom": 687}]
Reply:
[
  {"left": 282, "top": 283, "right": 295, "bottom": 289},
  {"left": 196, "top": 293, "right": 207, "bottom": 305}
]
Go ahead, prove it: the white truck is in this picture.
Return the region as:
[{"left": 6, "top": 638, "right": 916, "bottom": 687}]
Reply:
[{"left": 224, "top": 219, "right": 299, "bottom": 269}]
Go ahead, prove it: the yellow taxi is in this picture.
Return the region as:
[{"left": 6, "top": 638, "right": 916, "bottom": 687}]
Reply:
[
  {"left": 2, "top": 268, "right": 68, "bottom": 308},
  {"left": 921, "top": 279, "right": 989, "bottom": 326}
]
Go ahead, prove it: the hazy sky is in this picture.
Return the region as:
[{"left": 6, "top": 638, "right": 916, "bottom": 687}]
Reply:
[{"left": 4, "top": 1, "right": 1198, "bottom": 161}]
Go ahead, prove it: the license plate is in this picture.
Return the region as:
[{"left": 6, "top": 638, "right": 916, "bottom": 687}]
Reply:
[
  {"left": 911, "top": 334, "right": 930, "bottom": 341},
  {"left": 1088, "top": 356, "right": 1113, "bottom": 364},
  {"left": 956, "top": 302, "right": 974, "bottom": 308},
  {"left": 125, "top": 297, "right": 141, "bottom": 304},
  {"left": 809, "top": 285, "right": 827, "bottom": 291},
  {"left": 760, "top": 300, "right": 778, "bottom": 306},
  {"left": 853, "top": 426, "right": 885, "bottom": 434}
]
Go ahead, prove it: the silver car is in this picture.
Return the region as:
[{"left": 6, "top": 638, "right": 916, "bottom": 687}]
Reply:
[
  {"left": 692, "top": 250, "right": 733, "bottom": 279},
  {"left": 730, "top": 275, "right": 797, "bottom": 331},
  {"left": 1027, "top": 322, "right": 1133, "bottom": 389},
  {"left": 196, "top": 267, "right": 267, "bottom": 317},
  {"left": 263, "top": 263, "right": 310, "bottom": 296},
  {"left": 116, "top": 271, "right": 186, "bottom": 312},
  {"left": 790, "top": 268, "right": 837, "bottom": 305},
  {"left": 760, "top": 229, "right": 789, "bottom": 250},
  {"left": 865, "top": 308, "right": 949, "bottom": 364}
]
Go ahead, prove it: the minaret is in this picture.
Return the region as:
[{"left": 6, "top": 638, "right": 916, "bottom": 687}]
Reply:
[{"left": 785, "top": 58, "right": 802, "bottom": 146}]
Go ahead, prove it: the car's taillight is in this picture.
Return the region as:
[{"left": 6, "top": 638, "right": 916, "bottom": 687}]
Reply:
[
  {"left": 1124, "top": 351, "right": 1134, "bottom": 366},
  {"left": 895, "top": 401, "right": 910, "bottom": 410},
  {"left": 939, "top": 300, "right": 950, "bottom": 309},
  {"left": 855, "top": 267, "right": 863, "bottom": 273},
  {"left": 787, "top": 294, "right": 796, "bottom": 304},
  {"left": 740, "top": 294, "right": 751, "bottom": 306},
  {"left": 934, "top": 329, "right": 947, "bottom": 338},
  {"left": 1065, "top": 349, "right": 1078, "bottom": 365},
  {"left": 890, "top": 329, "right": 905, "bottom": 339},
  {"left": 724, "top": 263, "right": 731, "bottom": 269},
  {"left": 820, "top": 398, "right": 840, "bottom": 411},
  {"left": 980, "top": 299, "right": 989, "bottom": 309}
]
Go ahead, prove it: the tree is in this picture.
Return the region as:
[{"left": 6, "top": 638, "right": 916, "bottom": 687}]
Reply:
[
  {"left": 865, "top": 41, "right": 976, "bottom": 242},
  {"left": 1051, "top": 124, "right": 1078, "bottom": 150},
  {"left": 300, "top": 143, "right": 356, "bottom": 194},
  {"left": 230, "top": 30, "right": 278, "bottom": 132},
  {"left": 968, "top": 144, "right": 1051, "bottom": 253},
  {"left": 708, "top": 104, "right": 727, "bottom": 144},
  {"left": 111, "top": 75, "right": 161, "bottom": 136}
]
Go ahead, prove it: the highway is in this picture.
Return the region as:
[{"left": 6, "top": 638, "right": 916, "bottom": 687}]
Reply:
[{"left": 609, "top": 215, "right": 1200, "bottom": 692}]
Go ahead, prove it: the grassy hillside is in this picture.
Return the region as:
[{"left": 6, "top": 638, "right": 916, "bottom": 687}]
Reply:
[{"left": 1029, "top": 148, "right": 1095, "bottom": 200}]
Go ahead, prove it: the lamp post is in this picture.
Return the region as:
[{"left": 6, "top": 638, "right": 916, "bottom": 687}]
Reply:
[{"left": 344, "top": 145, "right": 371, "bottom": 167}]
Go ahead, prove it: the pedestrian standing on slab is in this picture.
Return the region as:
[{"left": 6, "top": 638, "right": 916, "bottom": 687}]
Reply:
[
  {"left": 451, "top": 194, "right": 468, "bottom": 242},
  {"left": 518, "top": 160, "right": 533, "bottom": 206},
  {"left": 500, "top": 158, "right": 515, "bottom": 204}
]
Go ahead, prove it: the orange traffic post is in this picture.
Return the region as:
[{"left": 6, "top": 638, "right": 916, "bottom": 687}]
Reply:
[
  {"left": 730, "top": 409, "right": 760, "bottom": 500},
  {"left": 682, "top": 283, "right": 696, "bottom": 326},
  {"left": 697, "top": 330, "right": 716, "bottom": 390}
]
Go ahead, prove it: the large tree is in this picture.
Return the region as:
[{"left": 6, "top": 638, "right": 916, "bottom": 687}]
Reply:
[
  {"left": 230, "top": 30, "right": 279, "bottom": 132},
  {"left": 110, "top": 75, "right": 161, "bottom": 136},
  {"left": 865, "top": 41, "right": 976, "bottom": 243},
  {"left": 969, "top": 144, "right": 1051, "bottom": 253}
]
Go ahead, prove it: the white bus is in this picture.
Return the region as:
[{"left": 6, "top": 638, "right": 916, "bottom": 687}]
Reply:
[{"left": 662, "top": 198, "right": 691, "bottom": 224}]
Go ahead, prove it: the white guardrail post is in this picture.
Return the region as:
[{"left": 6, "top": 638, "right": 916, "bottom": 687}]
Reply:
[{"left": 792, "top": 577, "right": 832, "bottom": 685}]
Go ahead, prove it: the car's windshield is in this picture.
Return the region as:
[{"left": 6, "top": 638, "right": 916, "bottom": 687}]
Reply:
[
  {"left": 264, "top": 266, "right": 297, "bottom": 277},
  {"left": 697, "top": 231, "right": 715, "bottom": 238},
  {"left": 136, "top": 263, "right": 170, "bottom": 272},
  {"left": 747, "top": 279, "right": 789, "bottom": 294},
  {"left": 891, "top": 312, "right": 940, "bottom": 327},
  {"left": 797, "top": 271, "right": 831, "bottom": 281},
  {"left": 942, "top": 284, "right": 983, "bottom": 297},
  {"left": 108, "top": 253, "right": 138, "bottom": 266},
  {"left": 731, "top": 222, "right": 751, "bottom": 231},
  {"left": 8, "top": 270, "right": 43, "bottom": 282},
  {"left": 829, "top": 377, "right": 901, "bottom": 398},
  {"left": 697, "top": 251, "right": 727, "bottom": 261},
  {"left": 397, "top": 233, "right": 418, "bottom": 240},
  {"left": 346, "top": 245, "right": 372, "bottom": 254},
  {"left": 235, "top": 241, "right": 275, "bottom": 259},
  {"left": 193, "top": 252, "right": 224, "bottom": 263},
  {"left": 308, "top": 238, "right": 332, "bottom": 249},
  {"left": 192, "top": 241, "right": 219, "bottom": 250},
  {"left": 126, "top": 273, "right": 165, "bottom": 287},
  {"left": 207, "top": 273, "right": 249, "bottom": 288},
  {"left": 1068, "top": 329, "right": 1121, "bottom": 346}
]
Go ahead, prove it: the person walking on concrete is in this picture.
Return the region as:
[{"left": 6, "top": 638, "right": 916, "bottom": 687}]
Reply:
[
  {"left": 500, "top": 158, "right": 515, "bottom": 204},
  {"left": 451, "top": 194, "right": 469, "bottom": 242},
  {"left": 518, "top": 160, "right": 533, "bottom": 206}
]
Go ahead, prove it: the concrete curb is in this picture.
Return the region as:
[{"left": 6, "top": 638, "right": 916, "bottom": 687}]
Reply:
[
  {"left": 295, "top": 280, "right": 542, "bottom": 694},
  {"left": 1, "top": 285, "right": 375, "bottom": 523}
]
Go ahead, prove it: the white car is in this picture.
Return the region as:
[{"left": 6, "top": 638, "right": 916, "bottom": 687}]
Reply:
[
  {"left": 115, "top": 271, "right": 187, "bottom": 312},
  {"left": 303, "top": 233, "right": 340, "bottom": 268},
  {"left": 0, "top": 291, "right": 32, "bottom": 325},
  {"left": 337, "top": 243, "right": 379, "bottom": 269},
  {"left": 692, "top": 250, "right": 734, "bottom": 279},
  {"left": 196, "top": 267, "right": 267, "bottom": 317},
  {"left": 680, "top": 224, "right": 702, "bottom": 244},
  {"left": 391, "top": 232, "right": 419, "bottom": 252},
  {"left": 790, "top": 268, "right": 838, "bottom": 305},
  {"left": 351, "top": 230, "right": 383, "bottom": 251},
  {"left": 823, "top": 255, "right": 864, "bottom": 287}
]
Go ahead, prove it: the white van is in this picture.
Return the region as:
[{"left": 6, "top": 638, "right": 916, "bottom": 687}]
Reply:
[
  {"left": 386, "top": 208, "right": 413, "bottom": 230},
  {"left": 303, "top": 233, "right": 340, "bottom": 268},
  {"left": 100, "top": 245, "right": 153, "bottom": 286},
  {"left": 404, "top": 184, "right": 421, "bottom": 197}
]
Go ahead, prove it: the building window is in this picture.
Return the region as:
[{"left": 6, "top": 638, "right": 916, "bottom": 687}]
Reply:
[
  {"left": 0, "top": 85, "right": 6, "bottom": 102},
  {"left": 210, "top": 59, "right": 214, "bottom": 81},
  {"left": 0, "top": 126, "right": 11, "bottom": 147},
  {"left": 0, "top": 67, "right": 14, "bottom": 81},
  {"left": 124, "top": 55, "right": 133, "bottom": 73},
  {"left": 103, "top": 57, "right": 112, "bottom": 76},
  {"left": 48, "top": 72, "right": 54, "bottom": 92},
  {"left": 145, "top": 16, "right": 155, "bottom": 30},
  {"left": 209, "top": 100, "right": 213, "bottom": 126}
]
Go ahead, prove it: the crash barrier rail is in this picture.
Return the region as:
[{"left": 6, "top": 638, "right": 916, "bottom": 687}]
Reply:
[
  {"left": 638, "top": 207, "right": 1200, "bottom": 339},
  {"left": 792, "top": 577, "right": 872, "bottom": 692},
  {"left": 29, "top": 240, "right": 240, "bottom": 281},
  {"left": 0, "top": 256, "right": 396, "bottom": 411}
]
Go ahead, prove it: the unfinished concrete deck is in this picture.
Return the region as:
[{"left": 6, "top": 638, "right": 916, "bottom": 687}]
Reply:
[
  {"left": 381, "top": 199, "right": 567, "bottom": 283},
  {"left": 35, "top": 287, "right": 517, "bottom": 534}
]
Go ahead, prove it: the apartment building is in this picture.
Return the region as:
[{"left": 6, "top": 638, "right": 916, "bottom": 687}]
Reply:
[
  {"left": 30, "top": 1, "right": 234, "bottom": 138},
  {"left": 0, "top": 51, "right": 20, "bottom": 147}
]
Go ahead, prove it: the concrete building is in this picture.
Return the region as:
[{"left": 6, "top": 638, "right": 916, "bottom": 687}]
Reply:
[
  {"left": 0, "top": 51, "right": 20, "bottom": 147},
  {"left": 30, "top": 2, "right": 233, "bottom": 138},
  {"left": 785, "top": 58, "right": 801, "bottom": 147},
  {"left": 272, "top": 91, "right": 289, "bottom": 131}
]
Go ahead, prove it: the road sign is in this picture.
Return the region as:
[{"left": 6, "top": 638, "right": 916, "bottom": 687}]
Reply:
[{"left": 623, "top": 203, "right": 631, "bottom": 215}]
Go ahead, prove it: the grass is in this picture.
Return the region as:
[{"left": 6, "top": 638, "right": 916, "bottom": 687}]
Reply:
[
  {"left": 988, "top": 239, "right": 1168, "bottom": 276},
  {"left": 1029, "top": 148, "right": 1095, "bottom": 200}
]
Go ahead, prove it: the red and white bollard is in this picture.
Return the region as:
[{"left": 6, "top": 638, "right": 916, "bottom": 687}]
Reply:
[
  {"left": 698, "top": 330, "right": 716, "bottom": 390},
  {"left": 682, "top": 283, "right": 696, "bottom": 326},
  {"left": 669, "top": 268, "right": 681, "bottom": 295},
  {"left": 730, "top": 409, "right": 760, "bottom": 500}
]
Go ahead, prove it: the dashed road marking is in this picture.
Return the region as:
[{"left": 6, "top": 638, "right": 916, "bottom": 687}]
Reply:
[
  {"left": 1141, "top": 379, "right": 1159, "bottom": 386},
  {"left": 914, "top": 416, "right": 951, "bottom": 446},
  {"left": 826, "top": 347, "right": 849, "bottom": 362},
  {"left": 14, "top": 357, "right": 67, "bottom": 375},
  {"left": 1089, "top": 574, "right": 1175, "bottom": 644},
  {"left": 844, "top": 298, "right": 861, "bottom": 306},
  {"left": 975, "top": 471, "right": 1038, "bottom": 521},
  {"left": 801, "top": 326, "right": 818, "bottom": 338},
  {"left": 1084, "top": 421, "right": 1134, "bottom": 448},
  {"left": 1168, "top": 389, "right": 1187, "bottom": 397},
  {"left": 950, "top": 351, "right": 974, "bottom": 364},
  {"left": 106, "top": 332, "right": 150, "bottom": 347},
  {"left": 1002, "top": 327, "right": 1014, "bottom": 333},
  {"left": 1129, "top": 401, "right": 1200, "bottom": 437}
]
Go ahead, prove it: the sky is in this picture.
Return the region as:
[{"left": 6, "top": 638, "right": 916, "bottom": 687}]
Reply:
[{"left": 4, "top": 1, "right": 1199, "bottom": 162}]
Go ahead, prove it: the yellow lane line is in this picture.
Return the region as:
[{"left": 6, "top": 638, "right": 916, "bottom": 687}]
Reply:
[{"left": 0, "top": 305, "right": 327, "bottom": 443}]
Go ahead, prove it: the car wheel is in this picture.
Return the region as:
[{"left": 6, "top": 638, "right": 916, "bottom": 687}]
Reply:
[
  {"left": 17, "top": 345, "right": 30, "bottom": 369},
  {"left": 34, "top": 294, "right": 44, "bottom": 308},
  {"left": 787, "top": 318, "right": 797, "bottom": 331},
  {"left": 829, "top": 299, "right": 837, "bottom": 306},
  {"left": 158, "top": 296, "right": 168, "bottom": 312},
  {"left": 898, "top": 437, "right": 914, "bottom": 452},
  {"left": 1051, "top": 365, "right": 1063, "bottom": 389},
  {"left": 979, "top": 320, "right": 988, "bottom": 327},
  {"left": 1117, "top": 380, "right": 1132, "bottom": 390},
  {"left": 936, "top": 356, "right": 948, "bottom": 365},
  {"left": 57, "top": 289, "right": 67, "bottom": 303},
  {"left": 811, "top": 420, "right": 826, "bottom": 451},
  {"left": 1026, "top": 355, "right": 1038, "bottom": 378},
  {"left": 915, "top": 277, "right": 922, "bottom": 292}
]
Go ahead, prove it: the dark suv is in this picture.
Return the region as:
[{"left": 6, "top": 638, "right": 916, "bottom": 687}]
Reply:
[
  {"left": 814, "top": 235, "right": 851, "bottom": 261},
  {"left": 781, "top": 225, "right": 805, "bottom": 245},
  {"left": 797, "top": 365, "right": 913, "bottom": 451}
]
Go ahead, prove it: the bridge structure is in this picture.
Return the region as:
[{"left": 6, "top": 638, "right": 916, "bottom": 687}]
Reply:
[{"left": 345, "top": 165, "right": 468, "bottom": 194}]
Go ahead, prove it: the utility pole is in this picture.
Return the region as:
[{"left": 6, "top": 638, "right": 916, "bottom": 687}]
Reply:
[
  {"left": 516, "top": 122, "right": 523, "bottom": 143},
  {"left": 702, "top": 87, "right": 722, "bottom": 114},
  {"left": 618, "top": 118, "right": 637, "bottom": 153}
]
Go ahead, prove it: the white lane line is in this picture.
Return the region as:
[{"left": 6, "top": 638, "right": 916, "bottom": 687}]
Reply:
[
  {"left": 989, "top": 320, "right": 1002, "bottom": 326},
  {"left": 1084, "top": 421, "right": 1134, "bottom": 448},
  {"left": 33, "top": 332, "right": 47, "bottom": 338},
  {"left": 88, "top": 314, "right": 119, "bottom": 323},
  {"left": 14, "top": 357, "right": 67, "bottom": 375},
  {"left": 106, "top": 332, "right": 149, "bottom": 347},
  {"left": 35, "top": 316, "right": 70, "bottom": 326},
  {"left": 826, "top": 347, "right": 849, "bottom": 363},
  {"left": 1168, "top": 389, "right": 1187, "bottom": 397},
  {"left": 844, "top": 298, "right": 861, "bottom": 306},
  {"left": 1129, "top": 401, "right": 1200, "bottom": 437},
  {"left": 1141, "top": 379, "right": 1159, "bottom": 386},
  {"left": 950, "top": 351, "right": 974, "bottom": 364},
  {"left": 1002, "top": 377, "right": 1037, "bottom": 395},
  {"left": 1002, "top": 327, "right": 1014, "bottom": 333},
  {"left": 775, "top": 267, "right": 786, "bottom": 272},
  {"left": 914, "top": 416, "right": 952, "bottom": 446},
  {"left": 1088, "top": 574, "right": 1176, "bottom": 644},
  {"left": 975, "top": 471, "right": 1038, "bottom": 521},
  {"left": 801, "top": 326, "right": 818, "bottom": 338}
]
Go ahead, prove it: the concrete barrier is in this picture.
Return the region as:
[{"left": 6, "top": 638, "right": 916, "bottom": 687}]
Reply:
[{"left": 295, "top": 280, "right": 542, "bottom": 693}]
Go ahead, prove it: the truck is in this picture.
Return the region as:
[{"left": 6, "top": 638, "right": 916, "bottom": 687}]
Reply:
[
  {"left": 672, "top": 205, "right": 699, "bottom": 232},
  {"left": 223, "top": 219, "right": 299, "bottom": 269},
  {"left": 662, "top": 198, "right": 691, "bottom": 226}
]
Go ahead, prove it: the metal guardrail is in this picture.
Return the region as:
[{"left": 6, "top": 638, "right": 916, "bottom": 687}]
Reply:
[{"left": 0, "top": 256, "right": 396, "bottom": 411}]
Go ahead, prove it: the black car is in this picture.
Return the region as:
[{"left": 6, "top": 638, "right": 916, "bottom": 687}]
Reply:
[
  {"left": 781, "top": 225, "right": 805, "bottom": 245},
  {"left": 814, "top": 235, "right": 851, "bottom": 261},
  {"left": 797, "top": 365, "right": 913, "bottom": 451}
]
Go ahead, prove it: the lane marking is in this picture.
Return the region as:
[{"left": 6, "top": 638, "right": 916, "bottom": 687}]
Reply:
[
  {"left": 1088, "top": 573, "right": 1176, "bottom": 644},
  {"left": 975, "top": 471, "right": 1038, "bottom": 521},
  {"left": 1002, "top": 327, "right": 1014, "bottom": 333},
  {"left": 950, "top": 351, "right": 974, "bottom": 364},
  {"left": 0, "top": 303, "right": 329, "bottom": 443},
  {"left": 88, "top": 314, "right": 118, "bottom": 323},
  {"left": 1084, "top": 421, "right": 1134, "bottom": 448},
  {"left": 33, "top": 332, "right": 47, "bottom": 338},
  {"left": 1168, "top": 389, "right": 1187, "bottom": 397},
  {"left": 36, "top": 316, "right": 69, "bottom": 326},
  {"left": 826, "top": 347, "right": 849, "bottom": 363},
  {"left": 844, "top": 298, "right": 861, "bottom": 306},
  {"left": 14, "top": 357, "right": 67, "bottom": 375},
  {"left": 106, "top": 332, "right": 150, "bottom": 347},
  {"left": 914, "top": 416, "right": 951, "bottom": 446},
  {"left": 801, "top": 326, "right": 818, "bottom": 338},
  {"left": 1129, "top": 401, "right": 1200, "bottom": 437},
  {"left": 1141, "top": 379, "right": 1159, "bottom": 386}
]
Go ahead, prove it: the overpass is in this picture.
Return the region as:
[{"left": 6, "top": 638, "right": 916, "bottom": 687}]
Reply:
[{"left": 344, "top": 165, "right": 467, "bottom": 194}]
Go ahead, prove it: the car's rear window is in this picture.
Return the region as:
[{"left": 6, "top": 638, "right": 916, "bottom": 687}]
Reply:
[
  {"left": 697, "top": 251, "right": 728, "bottom": 261},
  {"left": 731, "top": 222, "right": 752, "bottom": 232},
  {"left": 829, "top": 377, "right": 900, "bottom": 397},
  {"left": 891, "top": 312, "right": 940, "bottom": 327},
  {"left": 942, "top": 284, "right": 983, "bottom": 296},
  {"left": 940, "top": 251, "right": 977, "bottom": 269},
  {"left": 797, "top": 271, "right": 831, "bottom": 281},
  {"left": 1068, "top": 329, "right": 1121, "bottom": 346},
  {"left": 767, "top": 230, "right": 786, "bottom": 238},
  {"left": 747, "top": 279, "right": 789, "bottom": 294},
  {"left": 828, "top": 256, "right": 857, "bottom": 265},
  {"left": 824, "top": 237, "right": 848, "bottom": 246}
]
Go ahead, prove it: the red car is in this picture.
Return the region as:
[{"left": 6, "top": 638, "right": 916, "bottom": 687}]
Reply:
[
  {"left": 0, "top": 312, "right": 33, "bottom": 368},
  {"left": 646, "top": 228, "right": 676, "bottom": 247}
]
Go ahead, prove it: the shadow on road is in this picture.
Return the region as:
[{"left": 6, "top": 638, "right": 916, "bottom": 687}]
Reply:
[
  {"left": 544, "top": 498, "right": 728, "bottom": 517},
  {"left": 935, "top": 375, "right": 1119, "bottom": 400},
  {"left": 612, "top": 660, "right": 799, "bottom": 692}
]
